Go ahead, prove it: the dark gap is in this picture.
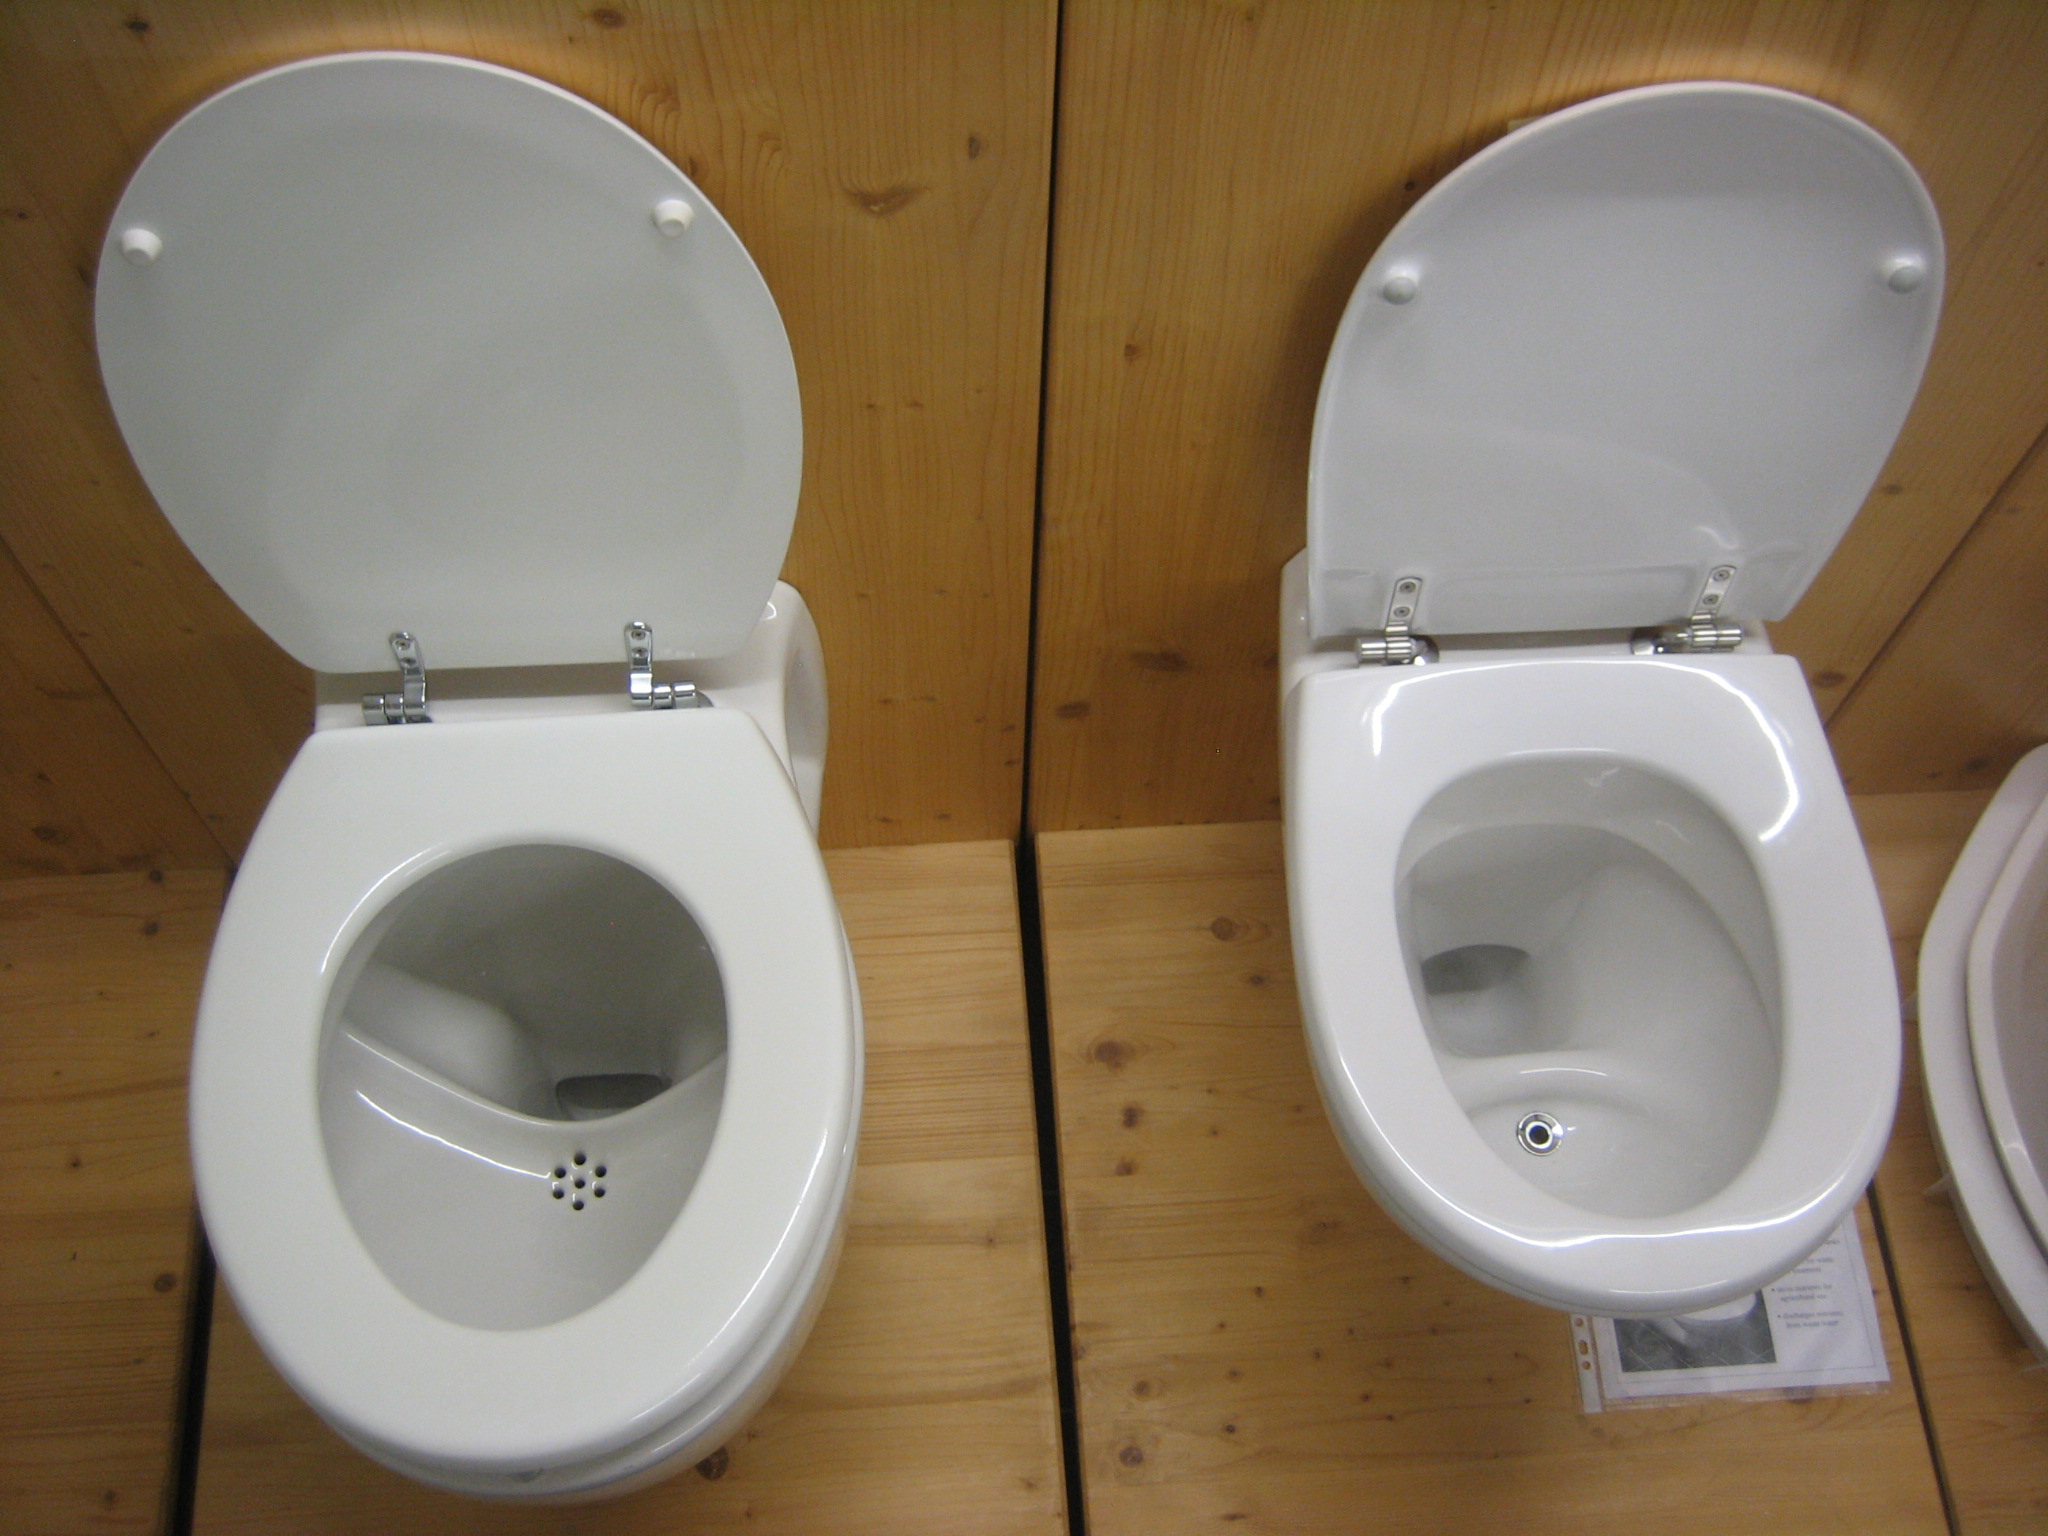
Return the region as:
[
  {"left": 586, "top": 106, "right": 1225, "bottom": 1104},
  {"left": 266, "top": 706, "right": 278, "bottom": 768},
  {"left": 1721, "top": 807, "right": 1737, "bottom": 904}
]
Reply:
[
  {"left": 1016, "top": 3, "right": 1085, "bottom": 1529},
  {"left": 164, "top": 1217, "right": 216, "bottom": 1536},
  {"left": 1864, "top": 1181, "right": 1960, "bottom": 1534},
  {"left": 1015, "top": 835, "right": 1084, "bottom": 1535}
]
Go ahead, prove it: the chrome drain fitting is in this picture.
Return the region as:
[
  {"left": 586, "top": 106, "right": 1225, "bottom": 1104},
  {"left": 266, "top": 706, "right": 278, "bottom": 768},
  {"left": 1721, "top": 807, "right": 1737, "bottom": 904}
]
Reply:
[{"left": 1516, "top": 1111, "right": 1563, "bottom": 1155}]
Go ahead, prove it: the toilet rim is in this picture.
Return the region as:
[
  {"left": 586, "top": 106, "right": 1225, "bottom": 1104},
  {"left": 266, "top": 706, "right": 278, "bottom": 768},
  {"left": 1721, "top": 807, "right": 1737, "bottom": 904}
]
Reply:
[
  {"left": 190, "top": 708, "right": 860, "bottom": 1470},
  {"left": 1285, "top": 652, "right": 1898, "bottom": 1312}
]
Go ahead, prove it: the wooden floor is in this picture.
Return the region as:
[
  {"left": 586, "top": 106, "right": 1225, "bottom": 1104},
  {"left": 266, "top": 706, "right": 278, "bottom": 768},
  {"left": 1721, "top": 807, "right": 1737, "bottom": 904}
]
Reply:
[
  {"left": 8, "top": 799, "right": 2048, "bottom": 1533},
  {"left": 0, "top": 868, "right": 224, "bottom": 1536},
  {"left": 0, "top": 842, "right": 1064, "bottom": 1536},
  {"left": 1858, "top": 793, "right": 2048, "bottom": 1535},
  {"left": 1036, "top": 803, "right": 2048, "bottom": 1536}
]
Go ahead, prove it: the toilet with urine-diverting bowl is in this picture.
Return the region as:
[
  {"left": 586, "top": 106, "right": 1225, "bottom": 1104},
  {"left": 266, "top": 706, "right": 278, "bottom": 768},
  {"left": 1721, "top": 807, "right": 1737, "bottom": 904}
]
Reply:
[
  {"left": 94, "top": 52, "right": 860, "bottom": 1498},
  {"left": 1282, "top": 81, "right": 1942, "bottom": 1318}
]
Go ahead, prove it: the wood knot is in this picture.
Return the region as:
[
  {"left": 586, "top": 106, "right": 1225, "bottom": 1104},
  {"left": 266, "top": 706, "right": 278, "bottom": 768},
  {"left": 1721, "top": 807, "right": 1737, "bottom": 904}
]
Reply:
[
  {"left": 695, "top": 1446, "right": 730, "bottom": 1480},
  {"left": 1089, "top": 1038, "right": 1132, "bottom": 1070},
  {"left": 1117, "top": 1444, "right": 1145, "bottom": 1467},
  {"left": 848, "top": 183, "right": 926, "bottom": 218},
  {"left": 1120, "top": 1103, "right": 1143, "bottom": 1128}
]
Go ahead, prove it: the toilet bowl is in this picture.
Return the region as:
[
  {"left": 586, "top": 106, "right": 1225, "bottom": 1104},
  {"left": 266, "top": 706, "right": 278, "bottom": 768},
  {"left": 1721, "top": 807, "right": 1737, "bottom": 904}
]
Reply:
[
  {"left": 94, "top": 53, "right": 860, "bottom": 1496},
  {"left": 1920, "top": 746, "right": 2048, "bottom": 1358},
  {"left": 1281, "top": 82, "right": 1943, "bottom": 1317}
]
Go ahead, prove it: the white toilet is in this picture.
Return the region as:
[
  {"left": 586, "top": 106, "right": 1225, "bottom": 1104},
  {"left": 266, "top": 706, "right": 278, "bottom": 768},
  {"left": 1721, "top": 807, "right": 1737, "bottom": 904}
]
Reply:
[
  {"left": 1920, "top": 745, "right": 2048, "bottom": 1358},
  {"left": 1281, "top": 83, "right": 1942, "bottom": 1317},
  {"left": 94, "top": 54, "right": 861, "bottom": 1497}
]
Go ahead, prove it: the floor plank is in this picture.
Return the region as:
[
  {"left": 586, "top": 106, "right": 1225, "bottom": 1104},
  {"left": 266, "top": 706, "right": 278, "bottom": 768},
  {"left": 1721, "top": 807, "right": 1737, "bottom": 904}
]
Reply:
[
  {"left": 1038, "top": 820, "right": 1947, "bottom": 1535},
  {"left": 189, "top": 839, "right": 1066, "bottom": 1534},
  {"left": 0, "top": 868, "right": 223, "bottom": 1536},
  {"left": 1855, "top": 791, "right": 2048, "bottom": 1535}
]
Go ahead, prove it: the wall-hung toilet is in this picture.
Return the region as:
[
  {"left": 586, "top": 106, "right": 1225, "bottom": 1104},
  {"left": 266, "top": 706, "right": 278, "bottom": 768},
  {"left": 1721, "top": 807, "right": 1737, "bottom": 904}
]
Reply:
[
  {"left": 93, "top": 53, "right": 861, "bottom": 1498},
  {"left": 1281, "top": 82, "right": 1942, "bottom": 1318}
]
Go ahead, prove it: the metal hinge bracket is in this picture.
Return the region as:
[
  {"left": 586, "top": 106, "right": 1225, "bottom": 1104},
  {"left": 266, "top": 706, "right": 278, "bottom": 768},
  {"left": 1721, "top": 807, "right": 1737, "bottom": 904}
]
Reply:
[
  {"left": 362, "top": 632, "right": 430, "bottom": 725},
  {"left": 1356, "top": 576, "right": 1436, "bottom": 666},
  {"left": 625, "top": 621, "right": 708, "bottom": 710},
  {"left": 1634, "top": 566, "right": 1745, "bottom": 654}
]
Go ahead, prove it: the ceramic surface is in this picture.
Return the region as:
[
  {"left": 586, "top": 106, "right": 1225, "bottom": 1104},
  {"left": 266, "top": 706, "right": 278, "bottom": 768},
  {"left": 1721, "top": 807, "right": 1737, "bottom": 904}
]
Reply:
[{"left": 1921, "top": 746, "right": 2048, "bottom": 1358}]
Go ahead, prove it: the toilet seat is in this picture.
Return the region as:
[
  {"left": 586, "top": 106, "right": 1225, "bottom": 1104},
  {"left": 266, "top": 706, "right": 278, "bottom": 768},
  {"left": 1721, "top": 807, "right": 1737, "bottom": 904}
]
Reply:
[
  {"left": 1286, "top": 648, "right": 1897, "bottom": 1314},
  {"left": 1284, "top": 81, "right": 1939, "bottom": 1314},
  {"left": 190, "top": 705, "right": 859, "bottom": 1475},
  {"left": 95, "top": 51, "right": 801, "bottom": 673},
  {"left": 97, "top": 51, "right": 857, "bottom": 1496},
  {"left": 1307, "top": 81, "right": 1941, "bottom": 644}
]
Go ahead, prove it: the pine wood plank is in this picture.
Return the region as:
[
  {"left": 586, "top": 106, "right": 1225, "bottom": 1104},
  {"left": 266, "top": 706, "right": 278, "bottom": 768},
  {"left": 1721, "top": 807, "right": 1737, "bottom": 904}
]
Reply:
[
  {"left": 1031, "top": 0, "right": 2048, "bottom": 834},
  {"left": 1039, "top": 820, "right": 1946, "bottom": 1535},
  {"left": 190, "top": 840, "right": 1065, "bottom": 1534},
  {"left": 0, "top": 539, "right": 223, "bottom": 877},
  {"left": 0, "top": 868, "right": 223, "bottom": 1536},
  {"left": 0, "top": 0, "right": 1053, "bottom": 853},
  {"left": 1831, "top": 425, "right": 2048, "bottom": 795},
  {"left": 1855, "top": 791, "right": 2048, "bottom": 1535}
]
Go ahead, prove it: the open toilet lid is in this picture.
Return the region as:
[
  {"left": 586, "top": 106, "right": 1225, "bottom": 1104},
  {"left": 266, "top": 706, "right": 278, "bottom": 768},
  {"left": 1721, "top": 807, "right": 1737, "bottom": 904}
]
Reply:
[
  {"left": 1308, "top": 82, "right": 1942, "bottom": 643},
  {"left": 95, "top": 52, "right": 800, "bottom": 673}
]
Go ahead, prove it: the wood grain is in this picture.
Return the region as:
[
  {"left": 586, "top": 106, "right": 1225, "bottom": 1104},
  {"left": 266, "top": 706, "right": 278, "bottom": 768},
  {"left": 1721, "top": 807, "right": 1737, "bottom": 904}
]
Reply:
[
  {"left": 0, "top": 0, "right": 1053, "bottom": 853},
  {"left": 0, "top": 540, "right": 223, "bottom": 876},
  {"left": 1030, "top": 0, "right": 2048, "bottom": 833},
  {"left": 1831, "top": 424, "right": 2048, "bottom": 794},
  {"left": 1855, "top": 790, "right": 2048, "bottom": 1535},
  {"left": 1038, "top": 820, "right": 1946, "bottom": 1535},
  {"left": 0, "top": 868, "right": 223, "bottom": 1536},
  {"left": 191, "top": 839, "right": 1066, "bottom": 1534}
]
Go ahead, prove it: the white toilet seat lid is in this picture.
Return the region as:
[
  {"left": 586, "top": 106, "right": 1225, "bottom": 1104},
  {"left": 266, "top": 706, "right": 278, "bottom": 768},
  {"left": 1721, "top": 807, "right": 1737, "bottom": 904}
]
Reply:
[
  {"left": 189, "top": 708, "right": 858, "bottom": 1470},
  {"left": 95, "top": 53, "right": 801, "bottom": 673},
  {"left": 1308, "top": 82, "right": 1942, "bottom": 643}
]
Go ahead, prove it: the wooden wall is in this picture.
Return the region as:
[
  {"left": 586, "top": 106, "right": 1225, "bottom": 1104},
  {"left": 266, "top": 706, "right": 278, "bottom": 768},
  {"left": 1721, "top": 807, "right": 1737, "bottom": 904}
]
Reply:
[
  {"left": 6, "top": 0, "right": 2048, "bottom": 866},
  {"left": 1030, "top": 0, "right": 2048, "bottom": 831},
  {"left": 0, "top": 0, "right": 1053, "bottom": 865}
]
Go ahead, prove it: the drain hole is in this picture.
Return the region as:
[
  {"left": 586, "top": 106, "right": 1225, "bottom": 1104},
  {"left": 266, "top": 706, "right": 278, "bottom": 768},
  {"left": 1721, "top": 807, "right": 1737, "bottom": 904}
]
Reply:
[
  {"left": 1422, "top": 944, "right": 1529, "bottom": 996},
  {"left": 552, "top": 1188, "right": 564, "bottom": 1200},
  {"left": 1517, "top": 1111, "right": 1563, "bottom": 1155},
  {"left": 594, "top": 1186, "right": 606, "bottom": 1198},
  {"left": 573, "top": 1151, "right": 586, "bottom": 1165},
  {"left": 558, "top": 1072, "right": 671, "bottom": 1120},
  {"left": 554, "top": 1166, "right": 568, "bottom": 1180},
  {"left": 572, "top": 1198, "right": 584, "bottom": 1210}
]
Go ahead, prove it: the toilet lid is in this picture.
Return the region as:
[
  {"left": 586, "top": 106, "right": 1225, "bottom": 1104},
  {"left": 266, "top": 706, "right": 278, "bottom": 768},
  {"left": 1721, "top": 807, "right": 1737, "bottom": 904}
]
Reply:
[
  {"left": 95, "top": 53, "right": 801, "bottom": 673},
  {"left": 1308, "top": 82, "right": 1942, "bottom": 643}
]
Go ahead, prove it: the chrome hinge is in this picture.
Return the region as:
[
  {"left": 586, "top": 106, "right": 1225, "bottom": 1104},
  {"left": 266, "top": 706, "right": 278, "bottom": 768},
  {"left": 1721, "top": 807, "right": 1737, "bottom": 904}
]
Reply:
[
  {"left": 1634, "top": 566, "right": 1745, "bottom": 654},
  {"left": 625, "top": 621, "right": 707, "bottom": 710},
  {"left": 1356, "top": 575, "right": 1436, "bottom": 666},
  {"left": 362, "top": 632, "right": 430, "bottom": 725}
]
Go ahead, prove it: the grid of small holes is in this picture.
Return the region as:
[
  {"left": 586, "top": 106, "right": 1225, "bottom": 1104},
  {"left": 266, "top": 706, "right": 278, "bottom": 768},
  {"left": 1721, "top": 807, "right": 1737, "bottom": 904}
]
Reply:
[{"left": 551, "top": 1151, "right": 607, "bottom": 1210}]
